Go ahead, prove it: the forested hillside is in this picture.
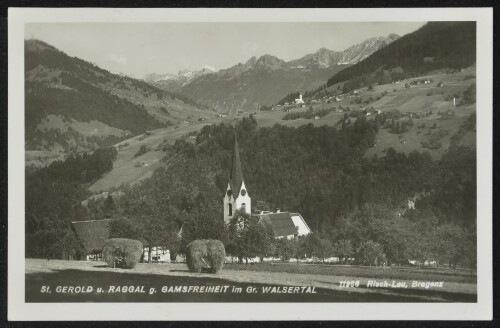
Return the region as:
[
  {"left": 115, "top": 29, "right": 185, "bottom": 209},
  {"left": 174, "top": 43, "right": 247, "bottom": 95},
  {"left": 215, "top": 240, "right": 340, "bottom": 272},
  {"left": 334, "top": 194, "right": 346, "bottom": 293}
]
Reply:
[
  {"left": 326, "top": 22, "right": 476, "bottom": 92},
  {"left": 25, "top": 40, "right": 207, "bottom": 153},
  {"left": 25, "top": 147, "right": 118, "bottom": 258},
  {"left": 26, "top": 115, "right": 476, "bottom": 264}
]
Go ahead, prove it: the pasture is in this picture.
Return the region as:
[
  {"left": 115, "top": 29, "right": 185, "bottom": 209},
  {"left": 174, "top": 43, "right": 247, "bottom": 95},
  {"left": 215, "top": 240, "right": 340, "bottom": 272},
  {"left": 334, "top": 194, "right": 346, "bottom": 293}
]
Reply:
[{"left": 25, "top": 259, "right": 476, "bottom": 302}]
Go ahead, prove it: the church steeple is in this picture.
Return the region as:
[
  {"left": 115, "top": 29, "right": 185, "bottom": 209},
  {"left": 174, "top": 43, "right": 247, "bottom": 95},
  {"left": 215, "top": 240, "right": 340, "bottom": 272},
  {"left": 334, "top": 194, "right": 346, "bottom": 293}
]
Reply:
[
  {"left": 223, "top": 132, "right": 251, "bottom": 223},
  {"left": 230, "top": 132, "right": 244, "bottom": 194}
]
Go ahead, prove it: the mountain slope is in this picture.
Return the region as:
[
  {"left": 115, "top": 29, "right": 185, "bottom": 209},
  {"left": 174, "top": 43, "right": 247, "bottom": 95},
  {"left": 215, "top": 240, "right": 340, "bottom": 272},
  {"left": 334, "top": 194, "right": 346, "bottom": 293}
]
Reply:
[
  {"left": 25, "top": 39, "right": 210, "bottom": 153},
  {"left": 326, "top": 22, "right": 475, "bottom": 89},
  {"left": 149, "top": 34, "right": 399, "bottom": 113}
]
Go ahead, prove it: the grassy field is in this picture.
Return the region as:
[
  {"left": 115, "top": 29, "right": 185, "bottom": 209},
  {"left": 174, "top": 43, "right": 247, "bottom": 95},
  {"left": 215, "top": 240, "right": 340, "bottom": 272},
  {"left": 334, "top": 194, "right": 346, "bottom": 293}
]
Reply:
[{"left": 25, "top": 259, "right": 476, "bottom": 303}]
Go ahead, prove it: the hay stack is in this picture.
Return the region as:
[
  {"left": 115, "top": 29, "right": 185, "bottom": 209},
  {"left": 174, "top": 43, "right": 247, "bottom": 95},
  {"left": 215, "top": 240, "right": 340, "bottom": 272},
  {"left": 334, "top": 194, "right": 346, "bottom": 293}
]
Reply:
[
  {"left": 186, "top": 239, "right": 225, "bottom": 274},
  {"left": 102, "top": 238, "right": 143, "bottom": 269}
]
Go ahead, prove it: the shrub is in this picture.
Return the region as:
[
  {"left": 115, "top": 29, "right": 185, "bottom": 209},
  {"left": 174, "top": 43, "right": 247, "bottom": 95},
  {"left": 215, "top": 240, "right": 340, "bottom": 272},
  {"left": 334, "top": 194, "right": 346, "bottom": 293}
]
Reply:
[
  {"left": 358, "top": 240, "right": 386, "bottom": 266},
  {"left": 186, "top": 239, "right": 226, "bottom": 274},
  {"left": 421, "top": 129, "right": 449, "bottom": 150},
  {"left": 102, "top": 238, "right": 143, "bottom": 269},
  {"left": 133, "top": 145, "right": 149, "bottom": 158}
]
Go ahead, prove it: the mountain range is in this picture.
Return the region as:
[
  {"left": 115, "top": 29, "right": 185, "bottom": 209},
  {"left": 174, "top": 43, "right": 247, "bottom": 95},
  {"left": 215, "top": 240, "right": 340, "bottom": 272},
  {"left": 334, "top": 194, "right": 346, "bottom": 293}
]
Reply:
[
  {"left": 144, "top": 67, "right": 217, "bottom": 91},
  {"left": 147, "top": 34, "right": 400, "bottom": 113},
  {"left": 325, "top": 22, "right": 476, "bottom": 89}
]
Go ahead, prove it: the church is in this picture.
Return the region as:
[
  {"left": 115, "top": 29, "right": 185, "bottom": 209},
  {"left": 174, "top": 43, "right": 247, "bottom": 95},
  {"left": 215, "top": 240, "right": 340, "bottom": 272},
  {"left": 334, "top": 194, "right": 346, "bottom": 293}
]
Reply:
[{"left": 223, "top": 133, "right": 311, "bottom": 240}]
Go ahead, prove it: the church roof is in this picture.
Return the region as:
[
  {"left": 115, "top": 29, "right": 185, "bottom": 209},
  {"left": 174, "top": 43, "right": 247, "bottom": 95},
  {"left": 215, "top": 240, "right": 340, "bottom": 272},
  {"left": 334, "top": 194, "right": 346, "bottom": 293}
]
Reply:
[
  {"left": 229, "top": 133, "right": 244, "bottom": 194},
  {"left": 71, "top": 219, "right": 112, "bottom": 253},
  {"left": 256, "top": 212, "right": 298, "bottom": 238}
]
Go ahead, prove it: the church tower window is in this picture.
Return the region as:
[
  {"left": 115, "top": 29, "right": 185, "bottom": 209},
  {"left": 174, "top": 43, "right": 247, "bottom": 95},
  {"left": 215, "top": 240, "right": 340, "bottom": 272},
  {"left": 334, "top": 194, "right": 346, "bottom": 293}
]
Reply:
[{"left": 228, "top": 203, "right": 232, "bottom": 216}]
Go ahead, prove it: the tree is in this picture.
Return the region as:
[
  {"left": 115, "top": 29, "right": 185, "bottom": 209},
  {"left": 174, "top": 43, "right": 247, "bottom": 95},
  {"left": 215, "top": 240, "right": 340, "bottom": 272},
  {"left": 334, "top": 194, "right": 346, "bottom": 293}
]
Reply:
[
  {"left": 463, "top": 228, "right": 477, "bottom": 274},
  {"left": 358, "top": 240, "right": 386, "bottom": 266},
  {"left": 432, "top": 224, "right": 466, "bottom": 268},
  {"left": 316, "top": 238, "right": 333, "bottom": 263},
  {"left": 140, "top": 215, "right": 177, "bottom": 263},
  {"left": 407, "top": 232, "right": 434, "bottom": 268},
  {"left": 226, "top": 210, "right": 274, "bottom": 263},
  {"left": 110, "top": 218, "right": 141, "bottom": 240},
  {"left": 102, "top": 194, "right": 115, "bottom": 218},
  {"left": 462, "top": 82, "right": 476, "bottom": 104},
  {"left": 275, "top": 237, "right": 298, "bottom": 263},
  {"left": 58, "top": 230, "right": 86, "bottom": 260},
  {"left": 334, "top": 239, "right": 354, "bottom": 264},
  {"left": 367, "top": 83, "right": 374, "bottom": 91}
]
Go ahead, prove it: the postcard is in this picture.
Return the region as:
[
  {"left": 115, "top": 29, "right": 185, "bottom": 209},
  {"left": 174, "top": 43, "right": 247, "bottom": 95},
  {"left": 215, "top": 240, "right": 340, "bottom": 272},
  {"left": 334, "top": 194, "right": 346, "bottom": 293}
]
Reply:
[{"left": 8, "top": 7, "right": 493, "bottom": 320}]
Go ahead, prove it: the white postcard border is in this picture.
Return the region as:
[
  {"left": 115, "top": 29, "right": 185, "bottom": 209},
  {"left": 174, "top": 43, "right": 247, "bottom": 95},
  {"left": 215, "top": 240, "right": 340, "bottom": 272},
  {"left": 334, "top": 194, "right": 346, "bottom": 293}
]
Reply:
[{"left": 8, "top": 7, "right": 493, "bottom": 321}]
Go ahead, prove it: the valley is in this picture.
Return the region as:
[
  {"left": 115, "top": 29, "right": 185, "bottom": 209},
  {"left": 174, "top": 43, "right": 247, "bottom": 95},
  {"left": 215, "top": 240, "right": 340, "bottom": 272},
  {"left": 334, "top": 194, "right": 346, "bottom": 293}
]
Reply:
[{"left": 87, "top": 65, "right": 475, "bottom": 193}]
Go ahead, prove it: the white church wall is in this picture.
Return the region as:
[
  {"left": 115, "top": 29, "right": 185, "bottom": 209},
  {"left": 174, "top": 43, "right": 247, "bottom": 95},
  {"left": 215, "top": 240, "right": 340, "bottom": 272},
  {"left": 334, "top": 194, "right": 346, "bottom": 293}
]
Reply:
[
  {"left": 223, "top": 184, "right": 235, "bottom": 223},
  {"left": 234, "top": 180, "right": 251, "bottom": 215}
]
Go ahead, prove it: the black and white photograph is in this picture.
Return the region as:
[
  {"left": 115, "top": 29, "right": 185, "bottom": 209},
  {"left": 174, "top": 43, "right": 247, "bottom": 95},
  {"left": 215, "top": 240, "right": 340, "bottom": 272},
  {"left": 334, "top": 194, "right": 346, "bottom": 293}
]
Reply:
[{"left": 7, "top": 7, "right": 493, "bottom": 321}]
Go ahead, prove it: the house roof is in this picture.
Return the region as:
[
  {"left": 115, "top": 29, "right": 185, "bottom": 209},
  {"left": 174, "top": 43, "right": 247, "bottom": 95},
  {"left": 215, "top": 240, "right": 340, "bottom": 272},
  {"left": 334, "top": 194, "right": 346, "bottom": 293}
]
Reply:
[
  {"left": 71, "top": 219, "right": 182, "bottom": 251},
  {"left": 71, "top": 219, "right": 112, "bottom": 253},
  {"left": 290, "top": 213, "right": 313, "bottom": 235},
  {"left": 256, "top": 212, "right": 298, "bottom": 238}
]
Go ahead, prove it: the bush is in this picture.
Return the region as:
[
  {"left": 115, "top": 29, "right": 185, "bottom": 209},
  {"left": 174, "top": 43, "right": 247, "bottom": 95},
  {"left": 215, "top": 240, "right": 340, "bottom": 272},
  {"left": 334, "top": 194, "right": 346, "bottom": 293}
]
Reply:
[
  {"left": 133, "top": 145, "right": 149, "bottom": 158},
  {"left": 358, "top": 240, "right": 386, "bottom": 266},
  {"left": 102, "top": 238, "right": 143, "bottom": 269},
  {"left": 186, "top": 239, "right": 226, "bottom": 274},
  {"left": 421, "top": 129, "right": 449, "bottom": 150}
]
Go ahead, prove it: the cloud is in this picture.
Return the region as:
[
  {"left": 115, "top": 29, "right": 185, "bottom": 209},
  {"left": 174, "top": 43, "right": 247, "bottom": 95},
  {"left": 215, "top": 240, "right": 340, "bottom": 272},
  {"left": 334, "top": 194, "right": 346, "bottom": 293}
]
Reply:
[{"left": 107, "top": 54, "right": 128, "bottom": 65}]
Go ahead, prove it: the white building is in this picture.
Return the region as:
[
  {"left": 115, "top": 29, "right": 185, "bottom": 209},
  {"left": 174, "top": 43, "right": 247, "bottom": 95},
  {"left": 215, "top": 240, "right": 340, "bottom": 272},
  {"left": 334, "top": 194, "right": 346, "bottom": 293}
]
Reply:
[
  {"left": 254, "top": 210, "right": 312, "bottom": 240},
  {"left": 295, "top": 94, "right": 304, "bottom": 104}
]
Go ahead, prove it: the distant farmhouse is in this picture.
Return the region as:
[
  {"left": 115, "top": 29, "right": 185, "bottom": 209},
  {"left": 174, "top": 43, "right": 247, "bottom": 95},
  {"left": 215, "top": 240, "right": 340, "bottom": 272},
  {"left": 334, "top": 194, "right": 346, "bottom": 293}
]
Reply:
[{"left": 223, "top": 133, "right": 311, "bottom": 239}]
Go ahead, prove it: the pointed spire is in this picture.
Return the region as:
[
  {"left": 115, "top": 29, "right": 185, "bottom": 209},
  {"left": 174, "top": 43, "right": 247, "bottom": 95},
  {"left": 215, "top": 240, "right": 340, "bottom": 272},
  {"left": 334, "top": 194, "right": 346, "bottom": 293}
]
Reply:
[{"left": 230, "top": 132, "right": 244, "bottom": 194}]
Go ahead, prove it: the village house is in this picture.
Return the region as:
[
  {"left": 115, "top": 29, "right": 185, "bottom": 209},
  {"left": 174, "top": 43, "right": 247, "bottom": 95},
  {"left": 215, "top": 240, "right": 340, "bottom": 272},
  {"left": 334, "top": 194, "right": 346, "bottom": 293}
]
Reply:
[
  {"left": 70, "top": 219, "right": 113, "bottom": 261},
  {"left": 253, "top": 210, "right": 311, "bottom": 240}
]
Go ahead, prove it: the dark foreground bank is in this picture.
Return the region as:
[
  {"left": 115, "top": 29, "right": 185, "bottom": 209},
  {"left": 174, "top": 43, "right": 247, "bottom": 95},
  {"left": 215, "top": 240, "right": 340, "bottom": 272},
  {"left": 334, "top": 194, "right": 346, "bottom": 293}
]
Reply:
[{"left": 26, "top": 267, "right": 476, "bottom": 303}]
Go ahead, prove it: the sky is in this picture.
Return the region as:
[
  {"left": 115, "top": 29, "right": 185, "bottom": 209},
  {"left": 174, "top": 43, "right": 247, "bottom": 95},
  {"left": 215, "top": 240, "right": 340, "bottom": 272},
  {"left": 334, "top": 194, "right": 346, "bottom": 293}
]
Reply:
[{"left": 25, "top": 22, "right": 425, "bottom": 78}]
